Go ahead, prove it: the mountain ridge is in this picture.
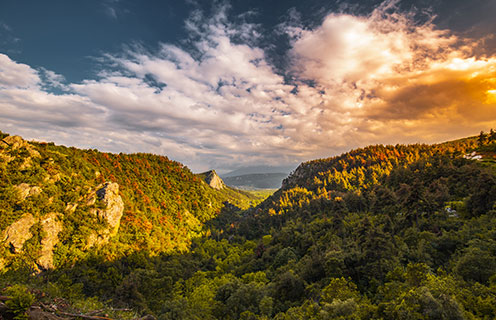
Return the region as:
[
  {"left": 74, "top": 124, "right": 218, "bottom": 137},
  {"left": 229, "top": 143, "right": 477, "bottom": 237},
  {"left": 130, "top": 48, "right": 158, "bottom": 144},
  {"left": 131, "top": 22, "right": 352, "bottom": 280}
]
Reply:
[
  {"left": 0, "top": 132, "right": 267, "bottom": 273},
  {"left": 223, "top": 172, "right": 287, "bottom": 190}
]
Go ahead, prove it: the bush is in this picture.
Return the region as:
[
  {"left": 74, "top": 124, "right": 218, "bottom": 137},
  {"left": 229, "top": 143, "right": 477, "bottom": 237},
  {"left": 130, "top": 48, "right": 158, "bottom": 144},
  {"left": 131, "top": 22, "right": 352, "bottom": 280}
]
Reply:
[{"left": 4, "top": 284, "right": 35, "bottom": 320}]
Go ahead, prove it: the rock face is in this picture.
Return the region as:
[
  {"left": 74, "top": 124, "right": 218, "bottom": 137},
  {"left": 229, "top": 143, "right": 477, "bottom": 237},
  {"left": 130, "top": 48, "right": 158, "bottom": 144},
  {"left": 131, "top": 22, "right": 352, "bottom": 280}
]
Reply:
[
  {"left": 1, "top": 213, "right": 62, "bottom": 269},
  {"left": 38, "top": 213, "right": 63, "bottom": 270},
  {"left": 0, "top": 135, "right": 40, "bottom": 168},
  {"left": 15, "top": 183, "right": 42, "bottom": 200},
  {"left": 0, "top": 135, "right": 26, "bottom": 149},
  {"left": 2, "top": 214, "right": 37, "bottom": 253},
  {"left": 86, "top": 182, "right": 124, "bottom": 248},
  {"left": 0, "top": 135, "right": 40, "bottom": 156},
  {"left": 1, "top": 182, "right": 124, "bottom": 269},
  {"left": 202, "top": 170, "right": 225, "bottom": 190},
  {"left": 96, "top": 182, "right": 124, "bottom": 236}
]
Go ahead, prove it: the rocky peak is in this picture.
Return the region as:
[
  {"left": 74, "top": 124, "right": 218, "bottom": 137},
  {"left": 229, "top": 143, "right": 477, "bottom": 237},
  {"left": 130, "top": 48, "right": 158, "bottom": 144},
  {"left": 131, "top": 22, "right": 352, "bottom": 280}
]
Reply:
[
  {"left": 0, "top": 135, "right": 40, "bottom": 156},
  {"left": 0, "top": 135, "right": 25, "bottom": 149},
  {"left": 201, "top": 170, "right": 225, "bottom": 190}
]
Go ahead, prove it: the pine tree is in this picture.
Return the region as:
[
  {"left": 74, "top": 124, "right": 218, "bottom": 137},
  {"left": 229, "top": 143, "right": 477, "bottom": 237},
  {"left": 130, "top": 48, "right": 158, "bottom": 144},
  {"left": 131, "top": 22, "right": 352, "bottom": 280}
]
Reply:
[{"left": 478, "top": 130, "right": 487, "bottom": 146}]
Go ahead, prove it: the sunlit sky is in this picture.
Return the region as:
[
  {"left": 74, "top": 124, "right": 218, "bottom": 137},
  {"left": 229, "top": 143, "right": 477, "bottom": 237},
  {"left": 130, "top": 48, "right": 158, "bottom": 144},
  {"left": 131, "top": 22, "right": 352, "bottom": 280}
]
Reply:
[{"left": 1, "top": 0, "right": 496, "bottom": 172}]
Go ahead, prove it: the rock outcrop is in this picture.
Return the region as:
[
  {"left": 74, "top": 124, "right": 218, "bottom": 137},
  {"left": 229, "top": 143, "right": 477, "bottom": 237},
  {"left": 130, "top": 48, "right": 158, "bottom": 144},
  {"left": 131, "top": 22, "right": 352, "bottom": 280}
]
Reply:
[
  {"left": 2, "top": 214, "right": 37, "bottom": 253},
  {"left": 86, "top": 182, "right": 124, "bottom": 248},
  {"left": 1, "top": 212, "right": 62, "bottom": 269},
  {"left": 96, "top": 182, "right": 124, "bottom": 236},
  {"left": 0, "top": 135, "right": 26, "bottom": 149},
  {"left": 15, "top": 183, "right": 42, "bottom": 201},
  {"left": 202, "top": 170, "right": 225, "bottom": 190},
  {"left": 0, "top": 135, "right": 41, "bottom": 169},
  {"left": 38, "top": 213, "right": 63, "bottom": 270},
  {"left": 0, "top": 135, "right": 40, "bottom": 156},
  {"left": 1, "top": 181, "right": 125, "bottom": 269}
]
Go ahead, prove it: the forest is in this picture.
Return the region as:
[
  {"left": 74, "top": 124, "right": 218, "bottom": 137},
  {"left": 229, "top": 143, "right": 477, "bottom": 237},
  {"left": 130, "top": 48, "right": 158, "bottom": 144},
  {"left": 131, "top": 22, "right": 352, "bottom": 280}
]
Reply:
[{"left": 1, "top": 130, "right": 496, "bottom": 320}]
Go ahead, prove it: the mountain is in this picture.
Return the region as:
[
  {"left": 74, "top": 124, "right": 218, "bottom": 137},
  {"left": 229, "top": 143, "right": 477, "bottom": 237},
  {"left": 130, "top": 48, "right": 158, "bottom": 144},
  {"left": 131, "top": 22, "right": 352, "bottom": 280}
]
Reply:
[
  {"left": 0, "top": 132, "right": 266, "bottom": 273},
  {"left": 2, "top": 131, "right": 496, "bottom": 320},
  {"left": 221, "top": 166, "right": 295, "bottom": 190},
  {"left": 221, "top": 165, "right": 295, "bottom": 177},
  {"left": 223, "top": 172, "right": 288, "bottom": 189}
]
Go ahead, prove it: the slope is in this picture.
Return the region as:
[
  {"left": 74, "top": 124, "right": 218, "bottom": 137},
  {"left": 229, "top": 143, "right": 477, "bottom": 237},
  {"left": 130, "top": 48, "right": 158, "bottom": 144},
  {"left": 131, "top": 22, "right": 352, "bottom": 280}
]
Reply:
[
  {"left": 2, "top": 133, "right": 496, "bottom": 320},
  {"left": 0, "top": 131, "right": 263, "bottom": 273}
]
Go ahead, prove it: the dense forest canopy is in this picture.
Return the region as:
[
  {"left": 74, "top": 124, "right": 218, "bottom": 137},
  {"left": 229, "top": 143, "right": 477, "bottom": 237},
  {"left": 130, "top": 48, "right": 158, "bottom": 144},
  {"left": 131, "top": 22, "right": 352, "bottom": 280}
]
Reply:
[{"left": 1, "top": 130, "right": 496, "bottom": 320}]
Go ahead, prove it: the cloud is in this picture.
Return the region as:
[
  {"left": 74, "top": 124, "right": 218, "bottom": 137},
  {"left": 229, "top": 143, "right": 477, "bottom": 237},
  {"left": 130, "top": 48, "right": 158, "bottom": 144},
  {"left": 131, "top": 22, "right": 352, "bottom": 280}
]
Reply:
[
  {"left": 0, "top": 54, "right": 39, "bottom": 88},
  {"left": 1, "top": 2, "right": 496, "bottom": 171},
  {"left": 0, "top": 54, "right": 104, "bottom": 136},
  {"left": 103, "top": 0, "right": 121, "bottom": 19},
  {"left": 39, "top": 68, "right": 69, "bottom": 91},
  {"left": 286, "top": 0, "right": 496, "bottom": 148}
]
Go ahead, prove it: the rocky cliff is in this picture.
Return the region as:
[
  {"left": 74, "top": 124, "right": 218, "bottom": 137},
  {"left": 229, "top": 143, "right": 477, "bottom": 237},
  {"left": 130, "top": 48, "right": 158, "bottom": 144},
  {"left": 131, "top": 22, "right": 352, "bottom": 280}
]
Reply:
[
  {"left": 201, "top": 170, "right": 225, "bottom": 190},
  {"left": 1, "top": 180, "right": 124, "bottom": 271},
  {"left": 85, "top": 182, "right": 124, "bottom": 248}
]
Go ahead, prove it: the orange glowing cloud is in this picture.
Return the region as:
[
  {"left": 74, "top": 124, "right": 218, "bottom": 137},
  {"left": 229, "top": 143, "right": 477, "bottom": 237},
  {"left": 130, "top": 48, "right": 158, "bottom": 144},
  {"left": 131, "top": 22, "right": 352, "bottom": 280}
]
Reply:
[{"left": 288, "top": 1, "right": 496, "bottom": 148}]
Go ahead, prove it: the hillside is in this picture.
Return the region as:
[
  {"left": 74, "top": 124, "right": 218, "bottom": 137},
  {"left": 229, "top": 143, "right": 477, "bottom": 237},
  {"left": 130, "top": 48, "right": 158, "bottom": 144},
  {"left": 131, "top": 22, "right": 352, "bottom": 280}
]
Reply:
[
  {"left": 2, "top": 132, "right": 496, "bottom": 320},
  {"left": 0, "top": 132, "right": 265, "bottom": 274}
]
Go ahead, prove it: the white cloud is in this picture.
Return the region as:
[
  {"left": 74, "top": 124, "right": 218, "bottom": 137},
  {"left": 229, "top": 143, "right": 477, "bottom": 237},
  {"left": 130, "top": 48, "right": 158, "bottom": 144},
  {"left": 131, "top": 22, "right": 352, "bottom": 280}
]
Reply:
[
  {"left": 39, "top": 68, "right": 68, "bottom": 90},
  {"left": 0, "top": 54, "right": 40, "bottom": 88},
  {"left": 286, "top": 0, "right": 496, "bottom": 149},
  {"left": 1, "top": 2, "right": 496, "bottom": 172}
]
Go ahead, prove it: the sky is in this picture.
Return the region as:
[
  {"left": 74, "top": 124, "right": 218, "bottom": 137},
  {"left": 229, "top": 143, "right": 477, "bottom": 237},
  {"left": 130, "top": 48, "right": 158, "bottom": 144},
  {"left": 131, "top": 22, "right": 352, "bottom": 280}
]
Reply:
[{"left": 1, "top": 0, "right": 496, "bottom": 173}]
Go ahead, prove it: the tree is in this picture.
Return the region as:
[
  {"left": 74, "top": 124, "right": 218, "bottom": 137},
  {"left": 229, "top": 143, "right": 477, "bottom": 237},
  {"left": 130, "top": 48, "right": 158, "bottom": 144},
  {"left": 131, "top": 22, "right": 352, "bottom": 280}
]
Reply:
[
  {"left": 478, "top": 130, "right": 488, "bottom": 146},
  {"left": 490, "top": 128, "right": 496, "bottom": 141}
]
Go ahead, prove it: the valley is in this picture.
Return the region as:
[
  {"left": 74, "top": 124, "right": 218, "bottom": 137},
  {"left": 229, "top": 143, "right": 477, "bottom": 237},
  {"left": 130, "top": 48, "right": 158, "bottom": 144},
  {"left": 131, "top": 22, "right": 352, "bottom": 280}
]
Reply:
[{"left": 1, "top": 131, "right": 496, "bottom": 319}]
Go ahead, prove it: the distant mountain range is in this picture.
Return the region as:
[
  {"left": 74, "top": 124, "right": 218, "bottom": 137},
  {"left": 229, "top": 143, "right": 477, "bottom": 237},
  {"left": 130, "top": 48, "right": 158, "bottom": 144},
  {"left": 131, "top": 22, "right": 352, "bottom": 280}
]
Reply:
[
  {"left": 220, "top": 165, "right": 295, "bottom": 190},
  {"left": 222, "top": 172, "right": 288, "bottom": 189},
  {"left": 221, "top": 165, "right": 295, "bottom": 177}
]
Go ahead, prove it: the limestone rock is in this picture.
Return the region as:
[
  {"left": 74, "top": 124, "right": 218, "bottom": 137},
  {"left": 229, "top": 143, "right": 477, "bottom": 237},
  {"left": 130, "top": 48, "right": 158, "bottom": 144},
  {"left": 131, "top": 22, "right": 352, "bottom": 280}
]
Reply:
[
  {"left": 95, "top": 182, "right": 124, "bottom": 236},
  {"left": 0, "top": 135, "right": 25, "bottom": 149},
  {"left": 0, "top": 135, "right": 40, "bottom": 158},
  {"left": 86, "top": 182, "right": 124, "bottom": 248},
  {"left": 37, "top": 213, "right": 62, "bottom": 270},
  {"left": 15, "top": 183, "right": 42, "bottom": 201},
  {"left": 65, "top": 203, "right": 78, "bottom": 213},
  {"left": 202, "top": 170, "right": 225, "bottom": 190},
  {"left": 0, "top": 135, "right": 40, "bottom": 169},
  {"left": 2, "top": 214, "right": 36, "bottom": 253}
]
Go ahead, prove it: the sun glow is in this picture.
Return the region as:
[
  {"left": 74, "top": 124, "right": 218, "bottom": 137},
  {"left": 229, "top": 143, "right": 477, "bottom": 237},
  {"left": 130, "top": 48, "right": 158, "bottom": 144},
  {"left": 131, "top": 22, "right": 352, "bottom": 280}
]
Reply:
[{"left": 486, "top": 89, "right": 496, "bottom": 104}]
